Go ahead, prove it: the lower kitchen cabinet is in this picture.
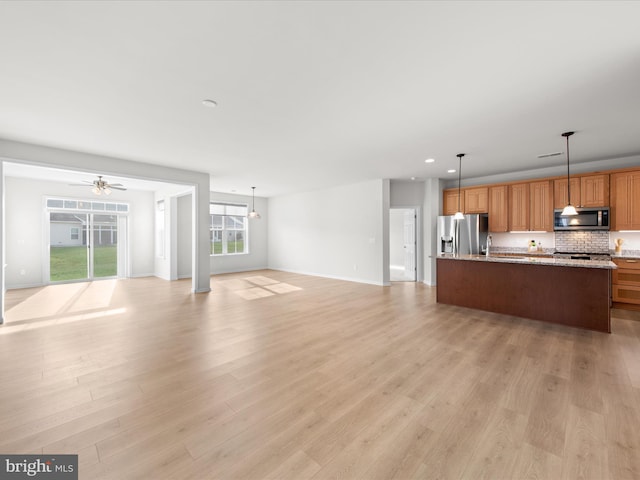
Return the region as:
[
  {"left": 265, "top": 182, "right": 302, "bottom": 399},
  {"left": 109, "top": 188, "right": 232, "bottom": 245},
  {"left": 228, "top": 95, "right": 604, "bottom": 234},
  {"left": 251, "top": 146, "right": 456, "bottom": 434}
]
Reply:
[{"left": 612, "top": 258, "right": 640, "bottom": 308}]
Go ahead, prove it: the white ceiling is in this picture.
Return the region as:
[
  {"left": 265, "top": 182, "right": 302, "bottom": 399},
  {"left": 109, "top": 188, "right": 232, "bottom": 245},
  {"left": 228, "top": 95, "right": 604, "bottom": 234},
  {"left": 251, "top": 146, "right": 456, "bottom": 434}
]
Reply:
[{"left": 1, "top": 1, "right": 639, "bottom": 197}]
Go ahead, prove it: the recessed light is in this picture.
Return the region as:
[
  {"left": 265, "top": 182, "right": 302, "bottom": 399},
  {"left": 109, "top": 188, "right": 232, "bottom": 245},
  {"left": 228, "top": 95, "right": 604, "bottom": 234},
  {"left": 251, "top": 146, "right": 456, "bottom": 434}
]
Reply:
[
  {"left": 447, "top": 169, "right": 456, "bottom": 173},
  {"left": 425, "top": 158, "right": 435, "bottom": 163},
  {"left": 202, "top": 99, "right": 218, "bottom": 108},
  {"left": 411, "top": 177, "right": 416, "bottom": 181}
]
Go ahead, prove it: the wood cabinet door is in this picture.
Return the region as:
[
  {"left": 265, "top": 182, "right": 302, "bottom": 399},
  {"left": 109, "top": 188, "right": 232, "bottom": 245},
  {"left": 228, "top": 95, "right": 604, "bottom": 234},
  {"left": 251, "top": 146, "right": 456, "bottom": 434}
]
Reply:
[
  {"left": 581, "top": 174, "right": 609, "bottom": 207},
  {"left": 553, "top": 178, "right": 581, "bottom": 209},
  {"left": 530, "top": 180, "right": 553, "bottom": 231},
  {"left": 443, "top": 189, "right": 464, "bottom": 215},
  {"left": 508, "top": 183, "right": 529, "bottom": 231},
  {"left": 464, "top": 187, "right": 488, "bottom": 213},
  {"left": 488, "top": 185, "right": 508, "bottom": 232},
  {"left": 610, "top": 172, "right": 640, "bottom": 230}
]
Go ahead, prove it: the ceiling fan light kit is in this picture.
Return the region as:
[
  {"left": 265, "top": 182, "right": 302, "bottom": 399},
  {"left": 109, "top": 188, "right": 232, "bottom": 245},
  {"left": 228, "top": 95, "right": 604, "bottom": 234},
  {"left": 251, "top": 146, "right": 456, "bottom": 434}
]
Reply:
[{"left": 69, "top": 175, "right": 126, "bottom": 195}]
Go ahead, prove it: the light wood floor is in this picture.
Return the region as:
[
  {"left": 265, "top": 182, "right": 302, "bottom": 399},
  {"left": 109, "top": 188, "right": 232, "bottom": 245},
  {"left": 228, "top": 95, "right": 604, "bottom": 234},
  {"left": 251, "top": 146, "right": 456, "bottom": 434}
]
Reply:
[{"left": 2, "top": 270, "right": 640, "bottom": 479}]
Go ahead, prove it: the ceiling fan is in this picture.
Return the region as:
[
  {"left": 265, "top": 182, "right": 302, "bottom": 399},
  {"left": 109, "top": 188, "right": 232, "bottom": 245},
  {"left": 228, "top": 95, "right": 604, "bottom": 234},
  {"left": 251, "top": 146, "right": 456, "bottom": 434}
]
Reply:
[{"left": 68, "top": 175, "right": 127, "bottom": 195}]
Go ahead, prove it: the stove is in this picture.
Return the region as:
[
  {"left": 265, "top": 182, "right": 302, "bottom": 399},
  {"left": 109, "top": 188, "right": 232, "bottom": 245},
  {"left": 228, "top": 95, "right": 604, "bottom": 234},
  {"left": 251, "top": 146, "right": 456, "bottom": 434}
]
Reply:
[{"left": 553, "top": 251, "right": 611, "bottom": 261}]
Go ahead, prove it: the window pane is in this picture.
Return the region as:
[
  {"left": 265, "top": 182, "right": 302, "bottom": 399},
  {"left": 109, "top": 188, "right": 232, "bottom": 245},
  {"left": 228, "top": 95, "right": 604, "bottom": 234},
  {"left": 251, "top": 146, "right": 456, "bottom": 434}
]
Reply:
[
  {"left": 64, "top": 200, "right": 77, "bottom": 209},
  {"left": 211, "top": 215, "right": 223, "bottom": 229},
  {"left": 117, "top": 204, "right": 128, "bottom": 212},
  {"left": 236, "top": 231, "right": 245, "bottom": 253},
  {"left": 225, "top": 215, "right": 245, "bottom": 229},
  {"left": 78, "top": 201, "right": 91, "bottom": 210},
  {"left": 105, "top": 203, "right": 117, "bottom": 211},
  {"left": 227, "top": 231, "right": 236, "bottom": 254},
  {"left": 211, "top": 230, "right": 223, "bottom": 254},
  {"left": 47, "top": 199, "right": 64, "bottom": 208}
]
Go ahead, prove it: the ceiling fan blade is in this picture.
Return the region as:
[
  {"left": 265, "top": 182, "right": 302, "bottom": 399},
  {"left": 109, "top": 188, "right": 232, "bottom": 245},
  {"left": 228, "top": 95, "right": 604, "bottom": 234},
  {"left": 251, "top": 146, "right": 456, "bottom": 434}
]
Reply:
[
  {"left": 68, "top": 183, "right": 90, "bottom": 186},
  {"left": 106, "top": 183, "right": 124, "bottom": 187},
  {"left": 109, "top": 186, "right": 127, "bottom": 191}
]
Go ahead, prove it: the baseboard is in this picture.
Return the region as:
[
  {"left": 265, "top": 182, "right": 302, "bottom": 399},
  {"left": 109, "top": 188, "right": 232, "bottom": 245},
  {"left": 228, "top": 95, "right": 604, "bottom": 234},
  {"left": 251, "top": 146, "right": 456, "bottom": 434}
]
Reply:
[
  {"left": 6, "top": 282, "right": 45, "bottom": 290},
  {"left": 210, "top": 265, "right": 269, "bottom": 275},
  {"left": 268, "top": 267, "right": 386, "bottom": 286}
]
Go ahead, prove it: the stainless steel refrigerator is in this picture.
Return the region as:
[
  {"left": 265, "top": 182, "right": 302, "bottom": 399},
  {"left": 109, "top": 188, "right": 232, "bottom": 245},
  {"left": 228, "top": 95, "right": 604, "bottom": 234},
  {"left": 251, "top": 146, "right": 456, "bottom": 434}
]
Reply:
[{"left": 437, "top": 214, "right": 489, "bottom": 256}]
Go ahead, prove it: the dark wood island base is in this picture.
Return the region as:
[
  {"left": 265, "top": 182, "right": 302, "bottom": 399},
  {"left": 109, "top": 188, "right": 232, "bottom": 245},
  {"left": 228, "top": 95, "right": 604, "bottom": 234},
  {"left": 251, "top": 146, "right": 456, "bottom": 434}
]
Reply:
[{"left": 437, "top": 257, "right": 612, "bottom": 333}]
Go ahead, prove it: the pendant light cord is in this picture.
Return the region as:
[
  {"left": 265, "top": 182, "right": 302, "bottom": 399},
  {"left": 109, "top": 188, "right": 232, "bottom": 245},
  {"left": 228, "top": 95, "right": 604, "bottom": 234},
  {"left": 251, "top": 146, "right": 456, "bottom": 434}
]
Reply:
[
  {"left": 456, "top": 153, "right": 464, "bottom": 213},
  {"left": 562, "top": 131, "right": 574, "bottom": 205},
  {"left": 252, "top": 186, "right": 256, "bottom": 212},
  {"left": 566, "top": 135, "right": 570, "bottom": 204}
]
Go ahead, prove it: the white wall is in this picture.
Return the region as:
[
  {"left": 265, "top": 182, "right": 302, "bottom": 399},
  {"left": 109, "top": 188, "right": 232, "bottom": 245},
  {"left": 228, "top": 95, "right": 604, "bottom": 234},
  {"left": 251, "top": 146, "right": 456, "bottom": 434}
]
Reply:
[
  {"left": 390, "top": 180, "right": 425, "bottom": 207},
  {"left": 268, "top": 179, "right": 389, "bottom": 286},
  {"left": 4, "top": 176, "right": 155, "bottom": 288},
  {"left": 209, "top": 191, "right": 268, "bottom": 274}
]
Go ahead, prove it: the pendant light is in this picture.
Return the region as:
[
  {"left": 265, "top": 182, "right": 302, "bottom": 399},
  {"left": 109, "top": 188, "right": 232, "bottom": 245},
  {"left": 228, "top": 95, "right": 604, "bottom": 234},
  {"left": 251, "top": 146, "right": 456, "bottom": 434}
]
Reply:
[
  {"left": 248, "top": 186, "right": 261, "bottom": 219},
  {"left": 561, "top": 131, "right": 578, "bottom": 216},
  {"left": 453, "top": 153, "right": 465, "bottom": 220}
]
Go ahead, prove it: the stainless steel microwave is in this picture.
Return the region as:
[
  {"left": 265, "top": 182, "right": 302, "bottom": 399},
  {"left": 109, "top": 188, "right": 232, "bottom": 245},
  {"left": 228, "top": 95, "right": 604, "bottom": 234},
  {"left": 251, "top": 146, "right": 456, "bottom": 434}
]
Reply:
[{"left": 553, "top": 207, "right": 610, "bottom": 231}]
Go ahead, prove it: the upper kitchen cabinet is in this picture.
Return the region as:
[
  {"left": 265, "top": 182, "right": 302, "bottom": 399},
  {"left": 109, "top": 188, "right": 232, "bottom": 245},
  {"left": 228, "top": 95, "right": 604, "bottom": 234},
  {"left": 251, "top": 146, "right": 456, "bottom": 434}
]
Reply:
[
  {"left": 443, "top": 189, "right": 464, "bottom": 215},
  {"left": 488, "top": 185, "right": 508, "bottom": 232},
  {"left": 553, "top": 177, "right": 581, "bottom": 209},
  {"left": 530, "top": 180, "right": 553, "bottom": 231},
  {"left": 581, "top": 174, "right": 609, "bottom": 207},
  {"left": 508, "top": 183, "right": 529, "bottom": 231},
  {"left": 464, "top": 187, "right": 488, "bottom": 213},
  {"left": 611, "top": 171, "right": 640, "bottom": 230},
  {"left": 554, "top": 174, "right": 609, "bottom": 208}
]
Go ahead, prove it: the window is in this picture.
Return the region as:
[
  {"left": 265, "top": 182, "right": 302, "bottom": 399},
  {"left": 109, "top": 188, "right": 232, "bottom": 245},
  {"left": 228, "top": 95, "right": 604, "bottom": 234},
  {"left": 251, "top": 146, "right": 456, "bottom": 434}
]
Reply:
[
  {"left": 46, "top": 197, "right": 128, "bottom": 213},
  {"left": 210, "top": 202, "right": 248, "bottom": 255},
  {"left": 70, "top": 227, "right": 79, "bottom": 240},
  {"left": 156, "top": 200, "right": 165, "bottom": 258}
]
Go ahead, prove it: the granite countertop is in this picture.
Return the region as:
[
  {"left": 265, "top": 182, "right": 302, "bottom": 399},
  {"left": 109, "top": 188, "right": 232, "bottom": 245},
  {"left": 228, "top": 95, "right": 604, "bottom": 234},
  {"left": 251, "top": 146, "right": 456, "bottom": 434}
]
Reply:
[
  {"left": 611, "top": 251, "right": 640, "bottom": 259},
  {"left": 437, "top": 254, "right": 617, "bottom": 270}
]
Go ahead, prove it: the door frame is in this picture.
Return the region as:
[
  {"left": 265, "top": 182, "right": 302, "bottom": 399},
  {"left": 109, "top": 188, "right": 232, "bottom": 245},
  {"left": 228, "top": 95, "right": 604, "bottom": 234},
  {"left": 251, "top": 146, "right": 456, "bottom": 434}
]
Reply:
[
  {"left": 389, "top": 206, "right": 422, "bottom": 282},
  {"left": 43, "top": 200, "right": 130, "bottom": 284}
]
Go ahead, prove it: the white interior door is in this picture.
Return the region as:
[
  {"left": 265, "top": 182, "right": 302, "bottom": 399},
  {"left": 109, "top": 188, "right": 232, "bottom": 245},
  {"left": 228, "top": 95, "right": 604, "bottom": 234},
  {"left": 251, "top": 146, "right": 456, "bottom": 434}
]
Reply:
[{"left": 403, "top": 210, "right": 416, "bottom": 281}]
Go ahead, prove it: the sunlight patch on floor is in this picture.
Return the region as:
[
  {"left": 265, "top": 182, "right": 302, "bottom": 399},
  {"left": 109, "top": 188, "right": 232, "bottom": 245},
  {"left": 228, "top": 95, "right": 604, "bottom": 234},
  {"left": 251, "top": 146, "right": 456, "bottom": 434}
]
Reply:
[
  {"left": 0, "top": 307, "right": 127, "bottom": 335},
  {"left": 6, "top": 280, "right": 117, "bottom": 322},
  {"left": 215, "top": 275, "right": 304, "bottom": 300}
]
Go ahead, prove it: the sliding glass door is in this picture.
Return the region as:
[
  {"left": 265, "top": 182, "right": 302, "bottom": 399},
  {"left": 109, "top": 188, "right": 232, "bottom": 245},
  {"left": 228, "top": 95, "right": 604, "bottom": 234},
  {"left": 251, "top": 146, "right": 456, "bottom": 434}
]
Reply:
[
  {"left": 92, "top": 214, "right": 118, "bottom": 278},
  {"left": 49, "top": 212, "right": 119, "bottom": 282}
]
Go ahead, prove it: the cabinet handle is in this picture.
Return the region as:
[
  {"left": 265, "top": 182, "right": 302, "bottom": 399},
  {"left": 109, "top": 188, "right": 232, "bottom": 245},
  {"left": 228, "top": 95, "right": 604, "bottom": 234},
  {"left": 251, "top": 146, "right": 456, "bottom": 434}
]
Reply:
[{"left": 627, "top": 260, "right": 638, "bottom": 263}]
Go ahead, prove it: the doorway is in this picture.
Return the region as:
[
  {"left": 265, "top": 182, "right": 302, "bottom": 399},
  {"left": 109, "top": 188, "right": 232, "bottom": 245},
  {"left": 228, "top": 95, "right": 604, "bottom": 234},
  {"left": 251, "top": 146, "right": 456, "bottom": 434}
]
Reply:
[
  {"left": 48, "top": 211, "right": 123, "bottom": 283},
  {"left": 390, "top": 208, "right": 417, "bottom": 282}
]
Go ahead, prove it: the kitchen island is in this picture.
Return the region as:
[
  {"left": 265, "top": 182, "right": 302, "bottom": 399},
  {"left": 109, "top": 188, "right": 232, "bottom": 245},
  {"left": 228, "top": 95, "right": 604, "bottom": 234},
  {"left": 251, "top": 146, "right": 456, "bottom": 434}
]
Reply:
[{"left": 436, "top": 254, "right": 616, "bottom": 333}]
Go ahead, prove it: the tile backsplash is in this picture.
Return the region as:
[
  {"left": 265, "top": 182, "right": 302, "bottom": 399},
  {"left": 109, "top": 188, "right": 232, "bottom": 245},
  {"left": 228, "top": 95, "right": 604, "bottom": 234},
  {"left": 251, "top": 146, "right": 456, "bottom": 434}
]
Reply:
[
  {"left": 490, "top": 230, "right": 637, "bottom": 254},
  {"left": 554, "top": 231, "right": 609, "bottom": 253}
]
